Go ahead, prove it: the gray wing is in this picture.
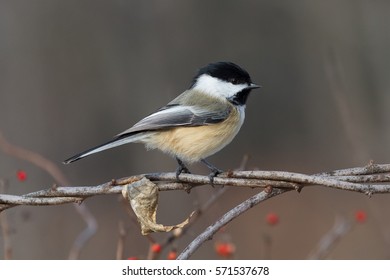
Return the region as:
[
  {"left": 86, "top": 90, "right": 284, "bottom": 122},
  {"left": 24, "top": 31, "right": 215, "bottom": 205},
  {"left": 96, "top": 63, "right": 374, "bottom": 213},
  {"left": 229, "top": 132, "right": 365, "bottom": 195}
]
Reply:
[{"left": 117, "top": 103, "right": 231, "bottom": 137}]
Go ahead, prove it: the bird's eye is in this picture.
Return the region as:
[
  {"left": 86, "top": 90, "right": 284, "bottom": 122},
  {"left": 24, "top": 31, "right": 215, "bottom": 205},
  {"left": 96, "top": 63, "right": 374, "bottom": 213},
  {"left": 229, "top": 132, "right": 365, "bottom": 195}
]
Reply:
[{"left": 230, "top": 78, "right": 239, "bottom": 85}]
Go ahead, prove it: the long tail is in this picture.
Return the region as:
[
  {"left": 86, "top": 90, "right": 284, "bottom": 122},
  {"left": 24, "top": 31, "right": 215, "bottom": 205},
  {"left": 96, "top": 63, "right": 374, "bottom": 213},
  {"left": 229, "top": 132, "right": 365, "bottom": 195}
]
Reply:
[{"left": 63, "top": 133, "right": 145, "bottom": 164}]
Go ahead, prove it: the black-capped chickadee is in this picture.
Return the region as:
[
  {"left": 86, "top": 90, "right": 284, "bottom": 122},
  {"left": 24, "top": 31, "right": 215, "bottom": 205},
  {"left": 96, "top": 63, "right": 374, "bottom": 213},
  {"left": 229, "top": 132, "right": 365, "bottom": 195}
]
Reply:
[{"left": 64, "top": 62, "right": 260, "bottom": 181}]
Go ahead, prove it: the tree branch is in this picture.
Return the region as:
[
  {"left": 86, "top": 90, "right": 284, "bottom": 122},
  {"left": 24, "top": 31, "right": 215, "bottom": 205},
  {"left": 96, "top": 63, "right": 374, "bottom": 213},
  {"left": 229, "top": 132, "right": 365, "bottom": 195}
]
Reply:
[
  {"left": 0, "top": 162, "right": 389, "bottom": 259},
  {"left": 0, "top": 131, "right": 97, "bottom": 259},
  {"left": 1, "top": 163, "right": 390, "bottom": 211},
  {"left": 177, "top": 187, "right": 289, "bottom": 259},
  {"left": 308, "top": 216, "right": 352, "bottom": 259}
]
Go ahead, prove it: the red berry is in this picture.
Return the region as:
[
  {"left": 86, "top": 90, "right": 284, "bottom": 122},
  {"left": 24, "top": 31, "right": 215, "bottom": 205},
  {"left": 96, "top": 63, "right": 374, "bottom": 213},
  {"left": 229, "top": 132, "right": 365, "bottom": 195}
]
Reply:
[
  {"left": 127, "top": 256, "right": 138, "bottom": 260},
  {"left": 151, "top": 243, "right": 162, "bottom": 254},
  {"left": 167, "top": 250, "right": 177, "bottom": 260},
  {"left": 266, "top": 212, "right": 279, "bottom": 225},
  {"left": 215, "top": 242, "right": 235, "bottom": 257},
  {"left": 16, "top": 170, "right": 27, "bottom": 181},
  {"left": 355, "top": 210, "right": 367, "bottom": 223}
]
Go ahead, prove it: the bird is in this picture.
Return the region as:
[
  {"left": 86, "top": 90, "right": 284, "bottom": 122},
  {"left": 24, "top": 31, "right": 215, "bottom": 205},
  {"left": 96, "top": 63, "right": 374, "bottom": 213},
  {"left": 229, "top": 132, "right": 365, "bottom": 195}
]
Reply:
[{"left": 63, "top": 61, "right": 260, "bottom": 182}]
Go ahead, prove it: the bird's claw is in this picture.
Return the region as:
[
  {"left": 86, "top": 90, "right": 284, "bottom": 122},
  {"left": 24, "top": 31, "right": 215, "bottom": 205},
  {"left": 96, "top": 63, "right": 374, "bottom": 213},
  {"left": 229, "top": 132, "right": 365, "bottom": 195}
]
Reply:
[
  {"left": 175, "top": 157, "right": 191, "bottom": 181},
  {"left": 176, "top": 165, "right": 191, "bottom": 180},
  {"left": 200, "top": 159, "right": 223, "bottom": 186},
  {"left": 208, "top": 168, "right": 223, "bottom": 187}
]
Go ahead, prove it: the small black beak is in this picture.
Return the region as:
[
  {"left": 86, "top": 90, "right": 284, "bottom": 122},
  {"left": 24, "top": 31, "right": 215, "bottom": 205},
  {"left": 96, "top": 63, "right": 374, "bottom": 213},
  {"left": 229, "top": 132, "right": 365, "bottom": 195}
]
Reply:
[{"left": 248, "top": 83, "right": 262, "bottom": 90}]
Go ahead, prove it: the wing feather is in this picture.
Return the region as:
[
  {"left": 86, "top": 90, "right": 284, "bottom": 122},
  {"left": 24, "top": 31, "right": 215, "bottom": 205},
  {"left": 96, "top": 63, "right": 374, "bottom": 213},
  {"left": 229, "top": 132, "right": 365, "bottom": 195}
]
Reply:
[{"left": 117, "top": 104, "right": 231, "bottom": 137}]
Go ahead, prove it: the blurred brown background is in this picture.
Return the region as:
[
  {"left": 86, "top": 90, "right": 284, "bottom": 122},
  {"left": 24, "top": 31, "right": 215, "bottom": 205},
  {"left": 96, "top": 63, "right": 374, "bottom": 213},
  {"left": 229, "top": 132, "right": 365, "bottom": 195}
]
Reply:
[{"left": 1, "top": 0, "right": 389, "bottom": 259}]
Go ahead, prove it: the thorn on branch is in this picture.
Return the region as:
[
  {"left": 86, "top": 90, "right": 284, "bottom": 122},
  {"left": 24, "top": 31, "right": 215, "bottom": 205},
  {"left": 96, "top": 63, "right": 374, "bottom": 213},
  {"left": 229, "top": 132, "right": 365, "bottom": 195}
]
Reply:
[
  {"left": 294, "top": 184, "right": 303, "bottom": 193},
  {"left": 264, "top": 186, "right": 273, "bottom": 194},
  {"left": 50, "top": 184, "right": 58, "bottom": 192},
  {"left": 367, "top": 159, "right": 374, "bottom": 167},
  {"left": 183, "top": 184, "right": 193, "bottom": 193},
  {"left": 364, "top": 185, "right": 373, "bottom": 198},
  {"left": 226, "top": 170, "right": 234, "bottom": 177},
  {"left": 365, "top": 160, "right": 381, "bottom": 175}
]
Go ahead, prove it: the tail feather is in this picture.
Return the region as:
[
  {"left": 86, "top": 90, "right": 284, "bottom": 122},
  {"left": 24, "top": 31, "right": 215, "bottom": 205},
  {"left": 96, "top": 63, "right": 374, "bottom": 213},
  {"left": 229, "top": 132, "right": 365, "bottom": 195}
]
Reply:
[{"left": 63, "top": 133, "right": 145, "bottom": 164}]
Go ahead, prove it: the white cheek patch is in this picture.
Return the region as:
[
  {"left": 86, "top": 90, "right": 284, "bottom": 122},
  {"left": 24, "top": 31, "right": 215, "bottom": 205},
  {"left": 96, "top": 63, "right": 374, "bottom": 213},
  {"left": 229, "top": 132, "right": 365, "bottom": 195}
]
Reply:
[{"left": 193, "top": 74, "right": 248, "bottom": 99}]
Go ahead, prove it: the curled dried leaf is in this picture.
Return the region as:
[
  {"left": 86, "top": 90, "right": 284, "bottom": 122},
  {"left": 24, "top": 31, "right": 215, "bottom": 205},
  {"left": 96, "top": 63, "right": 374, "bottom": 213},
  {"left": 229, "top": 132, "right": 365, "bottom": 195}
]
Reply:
[{"left": 122, "top": 177, "right": 193, "bottom": 235}]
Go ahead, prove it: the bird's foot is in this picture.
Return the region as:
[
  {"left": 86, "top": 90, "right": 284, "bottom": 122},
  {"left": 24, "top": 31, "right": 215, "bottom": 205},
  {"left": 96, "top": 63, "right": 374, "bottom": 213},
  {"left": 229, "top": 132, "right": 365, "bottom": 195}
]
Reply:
[
  {"left": 208, "top": 169, "right": 223, "bottom": 187},
  {"left": 176, "top": 157, "right": 191, "bottom": 181},
  {"left": 201, "top": 159, "right": 223, "bottom": 186}
]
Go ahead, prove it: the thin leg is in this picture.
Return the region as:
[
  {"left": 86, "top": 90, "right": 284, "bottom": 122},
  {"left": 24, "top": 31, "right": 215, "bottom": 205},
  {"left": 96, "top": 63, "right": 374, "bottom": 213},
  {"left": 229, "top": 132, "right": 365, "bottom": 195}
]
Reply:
[
  {"left": 175, "top": 157, "right": 191, "bottom": 180},
  {"left": 201, "top": 159, "right": 223, "bottom": 185}
]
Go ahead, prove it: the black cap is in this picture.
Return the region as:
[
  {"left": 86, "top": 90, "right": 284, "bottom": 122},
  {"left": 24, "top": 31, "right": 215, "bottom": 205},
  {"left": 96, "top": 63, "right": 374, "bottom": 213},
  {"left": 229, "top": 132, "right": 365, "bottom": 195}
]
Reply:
[{"left": 190, "top": 62, "right": 253, "bottom": 88}]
